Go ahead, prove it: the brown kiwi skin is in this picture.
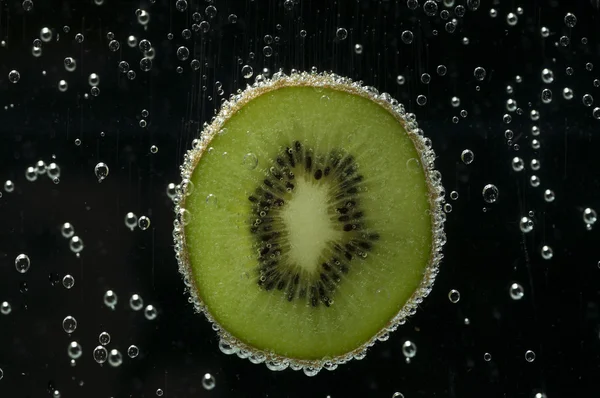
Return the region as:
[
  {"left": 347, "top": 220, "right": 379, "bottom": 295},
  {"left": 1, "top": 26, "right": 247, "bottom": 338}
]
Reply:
[{"left": 173, "top": 71, "right": 446, "bottom": 376}]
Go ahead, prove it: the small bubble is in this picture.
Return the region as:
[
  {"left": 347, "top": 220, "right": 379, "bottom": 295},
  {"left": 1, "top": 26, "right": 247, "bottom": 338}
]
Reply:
[
  {"left": 544, "top": 189, "right": 555, "bottom": 202},
  {"left": 519, "top": 217, "right": 534, "bottom": 233},
  {"left": 156, "top": 389, "right": 164, "bottom": 397},
  {"left": 509, "top": 283, "right": 524, "bottom": 300},
  {"left": 541, "top": 27, "right": 550, "bottom": 37},
  {"left": 1, "top": 301, "right": 12, "bottom": 315},
  {"left": 205, "top": 5, "right": 217, "bottom": 18},
  {"left": 436, "top": 65, "right": 447, "bottom": 76},
  {"left": 206, "top": 194, "right": 218, "bottom": 206},
  {"left": 93, "top": 346, "right": 108, "bottom": 364},
  {"left": 448, "top": 289, "right": 460, "bottom": 303},
  {"left": 560, "top": 35, "right": 570, "bottom": 46},
  {"left": 75, "top": 33, "right": 84, "bottom": 43},
  {"left": 511, "top": 157, "right": 524, "bottom": 172},
  {"left": 392, "top": 394, "right": 405, "bottom": 398},
  {"left": 68, "top": 342, "right": 82, "bottom": 359},
  {"left": 99, "top": 332, "right": 111, "bottom": 345},
  {"left": 530, "top": 175, "right": 540, "bottom": 187},
  {"left": 396, "top": 75, "right": 406, "bottom": 85},
  {"left": 127, "top": 345, "right": 140, "bottom": 358},
  {"left": 8, "top": 70, "right": 21, "bottom": 84},
  {"left": 416, "top": 95, "right": 427, "bottom": 106},
  {"left": 61, "top": 223, "right": 75, "bottom": 238},
  {"left": 15, "top": 254, "right": 31, "bottom": 273},
  {"left": 541, "top": 245, "right": 553, "bottom": 260},
  {"left": 94, "top": 162, "right": 109, "bottom": 182},
  {"left": 450, "top": 191, "right": 459, "bottom": 200},
  {"left": 474, "top": 67, "right": 486, "bottom": 81},
  {"left": 336, "top": 27, "right": 348, "bottom": 40},
  {"left": 354, "top": 44, "right": 363, "bottom": 54},
  {"left": 144, "top": 305, "right": 158, "bottom": 320},
  {"left": 228, "top": 14, "right": 238, "bottom": 23},
  {"left": 584, "top": 208, "right": 597, "bottom": 225},
  {"left": 564, "top": 12, "right": 577, "bottom": 28},
  {"left": 401, "top": 30, "right": 414, "bottom": 44},
  {"left": 177, "top": 46, "right": 190, "bottom": 61},
  {"left": 22, "top": 0, "right": 34, "bottom": 11},
  {"left": 460, "top": 149, "right": 474, "bottom": 165},
  {"left": 563, "top": 87, "right": 574, "bottom": 100},
  {"left": 62, "top": 316, "right": 77, "bottom": 333},
  {"left": 202, "top": 373, "right": 216, "bottom": 390},
  {"left": 62, "top": 275, "right": 75, "bottom": 289},
  {"left": 525, "top": 350, "right": 536, "bottom": 362},
  {"left": 103, "top": 290, "right": 118, "bottom": 309},
  {"left": 130, "top": 294, "right": 144, "bottom": 311},
  {"left": 241, "top": 65, "right": 253, "bottom": 79},
  {"left": 402, "top": 341, "right": 417, "bottom": 358},
  {"left": 482, "top": 184, "right": 499, "bottom": 204},
  {"left": 69, "top": 236, "right": 84, "bottom": 253},
  {"left": 506, "top": 12, "right": 518, "bottom": 26},
  {"left": 423, "top": 0, "right": 438, "bottom": 16},
  {"left": 483, "top": 352, "right": 492, "bottom": 362},
  {"left": 108, "top": 349, "right": 123, "bottom": 367},
  {"left": 583, "top": 94, "right": 594, "bottom": 107},
  {"left": 138, "top": 216, "right": 151, "bottom": 230},
  {"left": 175, "top": 0, "right": 187, "bottom": 11}
]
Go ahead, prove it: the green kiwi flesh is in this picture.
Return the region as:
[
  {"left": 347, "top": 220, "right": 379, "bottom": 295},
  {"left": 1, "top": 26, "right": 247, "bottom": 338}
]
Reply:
[{"left": 175, "top": 72, "right": 444, "bottom": 373}]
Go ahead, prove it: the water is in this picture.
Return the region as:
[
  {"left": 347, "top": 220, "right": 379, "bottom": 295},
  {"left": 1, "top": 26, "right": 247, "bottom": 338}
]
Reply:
[{"left": 0, "top": 1, "right": 594, "bottom": 397}]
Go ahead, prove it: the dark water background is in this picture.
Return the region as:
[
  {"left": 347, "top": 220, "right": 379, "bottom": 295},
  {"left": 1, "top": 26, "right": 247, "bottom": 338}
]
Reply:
[{"left": 1, "top": 0, "right": 600, "bottom": 397}]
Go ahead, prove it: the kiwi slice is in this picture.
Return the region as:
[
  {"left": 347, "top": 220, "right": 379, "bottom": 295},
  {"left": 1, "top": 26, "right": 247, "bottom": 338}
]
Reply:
[{"left": 174, "top": 71, "right": 445, "bottom": 375}]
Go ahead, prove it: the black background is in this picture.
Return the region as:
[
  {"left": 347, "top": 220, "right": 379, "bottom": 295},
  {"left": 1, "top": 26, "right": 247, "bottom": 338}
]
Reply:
[{"left": 1, "top": 0, "right": 600, "bottom": 397}]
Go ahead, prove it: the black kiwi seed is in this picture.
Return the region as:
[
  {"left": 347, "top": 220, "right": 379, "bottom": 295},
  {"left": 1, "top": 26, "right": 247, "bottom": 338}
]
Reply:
[{"left": 248, "top": 143, "right": 380, "bottom": 307}]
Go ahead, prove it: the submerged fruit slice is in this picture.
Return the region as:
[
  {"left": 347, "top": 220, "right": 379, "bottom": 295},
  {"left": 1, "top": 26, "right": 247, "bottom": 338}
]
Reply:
[{"left": 175, "top": 72, "right": 445, "bottom": 374}]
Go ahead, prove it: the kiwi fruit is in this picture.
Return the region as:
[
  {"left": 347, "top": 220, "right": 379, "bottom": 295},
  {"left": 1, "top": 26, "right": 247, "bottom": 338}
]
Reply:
[{"left": 173, "top": 71, "right": 445, "bottom": 376}]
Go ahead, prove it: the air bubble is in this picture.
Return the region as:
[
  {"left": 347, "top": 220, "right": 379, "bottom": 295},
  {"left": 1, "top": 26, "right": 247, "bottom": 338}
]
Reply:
[
  {"left": 448, "top": 289, "right": 460, "bottom": 303},
  {"left": 15, "top": 254, "right": 31, "bottom": 273},
  {"left": 94, "top": 162, "right": 109, "bottom": 182},
  {"left": 144, "top": 304, "right": 158, "bottom": 320},
  {"left": 1, "top": 301, "right": 12, "bottom": 315},
  {"left": 509, "top": 283, "right": 524, "bottom": 300},
  {"left": 460, "top": 149, "right": 474, "bottom": 165},
  {"left": 519, "top": 217, "right": 533, "bottom": 233},
  {"left": 127, "top": 345, "right": 140, "bottom": 358},
  {"left": 68, "top": 342, "right": 82, "bottom": 359},
  {"left": 583, "top": 208, "right": 597, "bottom": 225},
  {"left": 541, "top": 245, "right": 553, "bottom": 260},
  {"left": 206, "top": 194, "right": 217, "bottom": 206},
  {"left": 402, "top": 340, "right": 417, "bottom": 358},
  {"left": 138, "top": 216, "right": 151, "bottom": 230},
  {"left": 93, "top": 346, "right": 108, "bottom": 363},
  {"left": 564, "top": 12, "right": 577, "bottom": 28},
  {"left": 483, "top": 352, "right": 492, "bottom": 362},
  {"left": 544, "top": 189, "right": 555, "bottom": 202},
  {"left": 482, "top": 184, "right": 499, "bottom": 203},
  {"left": 525, "top": 350, "right": 536, "bottom": 362},
  {"left": 336, "top": 28, "right": 348, "bottom": 40},
  {"left": 423, "top": 0, "right": 438, "bottom": 16},
  {"left": 103, "top": 290, "right": 118, "bottom": 309},
  {"left": 396, "top": 75, "right": 406, "bottom": 85},
  {"left": 202, "top": 373, "right": 216, "bottom": 390},
  {"left": 473, "top": 67, "right": 486, "bottom": 81},
  {"left": 242, "top": 65, "right": 254, "bottom": 79},
  {"left": 62, "top": 316, "right": 77, "bottom": 333},
  {"left": 8, "top": 70, "right": 21, "bottom": 84},
  {"left": 506, "top": 13, "right": 518, "bottom": 26},
  {"left": 530, "top": 175, "right": 540, "bottom": 187},
  {"left": 243, "top": 153, "right": 258, "bottom": 170},
  {"left": 354, "top": 44, "right": 363, "bottom": 54},
  {"left": 108, "top": 349, "right": 123, "bottom": 367},
  {"left": 69, "top": 236, "right": 84, "bottom": 253},
  {"left": 125, "top": 213, "right": 138, "bottom": 230},
  {"left": 401, "top": 30, "right": 414, "bottom": 44},
  {"left": 99, "top": 332, "right": 110, "bottom": 345},
  {"left": 582, "top": 94, "right": 594, "bottom": 107},
  {"left": 62, "top": 275, "right": 74, "bottom": 289},
  {"left": 563, "top": 87, "right": 574, "bottom": 100}
]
